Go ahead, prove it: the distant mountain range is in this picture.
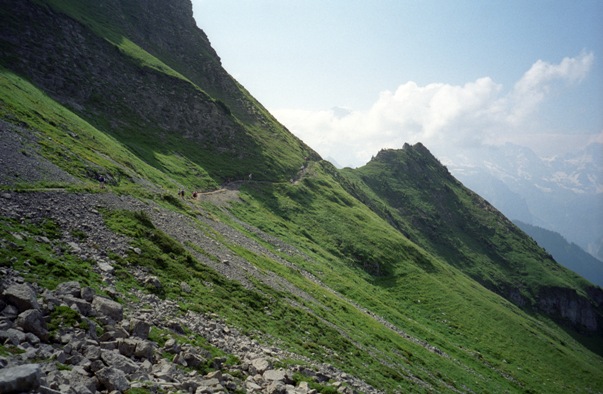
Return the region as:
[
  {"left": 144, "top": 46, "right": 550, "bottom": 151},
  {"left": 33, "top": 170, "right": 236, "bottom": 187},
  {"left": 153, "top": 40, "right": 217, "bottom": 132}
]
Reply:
[
  {"left": 514, "top": 220, "right": 603, "bottom": 287},
  {"left": 443, "top": 142, "right": 603, "bottom": 261}
]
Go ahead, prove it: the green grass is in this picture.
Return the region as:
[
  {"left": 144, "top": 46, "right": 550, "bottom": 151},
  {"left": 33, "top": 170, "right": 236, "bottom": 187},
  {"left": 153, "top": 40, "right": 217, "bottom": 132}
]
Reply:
[
  {"left": 1, "top": 2, "right": 602, "bottom": 392},
  {"left": 0, "top": 216, "right": 101, "bottom": 290},
  {"left": 225, "top": 160, "right": 603, "bottom": 393},
  {"left": 341, "top": 146, "right": 594, "bottom": 303},
  {"left": 2, "top": 137, "right": 602, "bottom": 392}
]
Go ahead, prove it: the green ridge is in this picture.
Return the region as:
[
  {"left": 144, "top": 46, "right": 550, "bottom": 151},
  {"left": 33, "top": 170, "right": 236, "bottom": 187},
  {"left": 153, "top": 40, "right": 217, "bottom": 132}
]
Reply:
[{"left": 1, "top": 0, "right": 602, "bottom": 392}]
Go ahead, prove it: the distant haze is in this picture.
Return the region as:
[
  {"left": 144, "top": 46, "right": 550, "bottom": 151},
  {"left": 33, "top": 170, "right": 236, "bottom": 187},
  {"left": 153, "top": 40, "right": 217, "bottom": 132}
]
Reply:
[
  {"left": 193, "top": 1, "right": 603, "bottom": 254},
  {"left": 193, "top": 0, "right": 602, "bottom": 167}
]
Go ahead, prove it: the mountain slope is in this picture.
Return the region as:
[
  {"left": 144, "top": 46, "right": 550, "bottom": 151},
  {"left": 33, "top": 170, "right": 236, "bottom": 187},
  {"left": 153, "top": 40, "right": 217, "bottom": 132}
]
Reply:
[
  {"left": 1, "top": 0, "right": 603, "bottom": 392},
  {"left": 445, "top": 143, "right": 603, "bottom": 261},
  {"left": 1, "top": 0, "right": 318, "bottom": 188},
  {"left": 342, "top": 144, "right": 602, "bottom": 332}
]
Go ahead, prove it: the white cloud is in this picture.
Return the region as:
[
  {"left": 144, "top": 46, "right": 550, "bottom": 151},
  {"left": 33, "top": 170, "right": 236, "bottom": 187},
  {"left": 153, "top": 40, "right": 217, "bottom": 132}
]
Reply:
[
  {"left": 271, "top": 52, "right": 595, "bottom": 168},
  {"left": 506, "top": 51, "right": 594, "bottom": 125}
]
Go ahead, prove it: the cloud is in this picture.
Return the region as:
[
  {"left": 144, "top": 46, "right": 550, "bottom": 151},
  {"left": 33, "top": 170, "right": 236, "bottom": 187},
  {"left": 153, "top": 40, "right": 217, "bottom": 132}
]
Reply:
[
  {"left": 506, "top": 51, "right": 594, "bottom": 125},
  {"left": 271, "top": 52, "right": 595, "bottom": 168}
]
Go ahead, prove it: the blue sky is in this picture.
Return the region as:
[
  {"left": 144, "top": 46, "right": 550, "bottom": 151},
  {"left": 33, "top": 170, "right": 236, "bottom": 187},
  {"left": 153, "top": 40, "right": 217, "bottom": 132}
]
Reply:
[{"left": 192, "top": 0, "right": 602, "bottom": 167}]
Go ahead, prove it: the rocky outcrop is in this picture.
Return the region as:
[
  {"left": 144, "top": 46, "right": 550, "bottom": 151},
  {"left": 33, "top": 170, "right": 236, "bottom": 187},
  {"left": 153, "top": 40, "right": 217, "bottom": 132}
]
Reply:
[
  {"left": 0, "top": 269, "right": 377, "bottom": 393},
  {"left": 0, "top": 0, "right": 259, "bottom": 183},
  {"left": 537, "top": 287, "right": 601, "bottom": 332},
  {"left": 0, "top": 190, "right": 379, "bottom": 393}
]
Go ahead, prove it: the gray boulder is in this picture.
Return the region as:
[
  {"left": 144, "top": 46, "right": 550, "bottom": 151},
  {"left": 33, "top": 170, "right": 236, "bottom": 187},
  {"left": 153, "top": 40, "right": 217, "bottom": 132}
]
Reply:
[
  {"left": 195, "top": 377, "right": 224, "bottom": 393},
  {"left": 80, "top": 286, "right": 95, "bottom": 302},
  {"left": 15, "top": 308, "right": 49, "bottom": 341},
  {"left": 251, "top": 357, "right": 271, "bottom": 374},
  {"left": 95, "top": 366, "right": 130, "bottom": 392},
  {"left": 55, "top": 281, "right": 81, "bottom": 298},
  {"left": 117, "top": 337, "right": 138, "bottom": 357},
  {"left": 101, "top": 349, "right": 139, "bottom": 374},
  {"left": 0, "top": 328, "right": 27, "bottom": 345},
  {"left": 129, "top": 318, "right": 150, "bottom": 339},
  {"left": 134, "top": 340, "right": 154, "bottom": 360},
  {"left": 0, "top": 363, "right": 41, "bottom": 393},
  {"left": 264, "top": 368, "right": 291, "bottom": 383},
  {"left": 3, "top": 283, "right": 39, "bottom": 312},
  {"left": 92, "top": 296, "right": 123, "bottom": 323}
]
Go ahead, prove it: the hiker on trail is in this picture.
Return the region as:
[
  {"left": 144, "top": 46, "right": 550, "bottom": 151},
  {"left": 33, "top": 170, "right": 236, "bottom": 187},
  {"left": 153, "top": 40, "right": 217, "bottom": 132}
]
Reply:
[
  {"left": 178, "top": 189, "right": 185, "bottom": 199},
  {"left": 99, "top": 175, "right": 105, "bottom": 189},
  {"left": 248, "top": 173, "right": 252, "bottom": 182},
  {"left": 192, "top": 191, "right": 198, "bottom": 199}
]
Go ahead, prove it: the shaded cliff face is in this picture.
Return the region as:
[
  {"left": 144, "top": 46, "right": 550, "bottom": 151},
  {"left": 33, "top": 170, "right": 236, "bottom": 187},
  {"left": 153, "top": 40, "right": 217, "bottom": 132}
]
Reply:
[
  {"left": 3, "top": 2, "right": 233, "bottom": 138},
  {"left": 538, "top": 287, "right": 601, "bottom": 332},
  {"left": 344, "top": 143, "right": 603, "bottom": 333},
  {"left": 43, "top": 0, "right": 252, "bottom": 119},
  {"left": 0, "top": 0, "right": 317, "bottom": 182}
]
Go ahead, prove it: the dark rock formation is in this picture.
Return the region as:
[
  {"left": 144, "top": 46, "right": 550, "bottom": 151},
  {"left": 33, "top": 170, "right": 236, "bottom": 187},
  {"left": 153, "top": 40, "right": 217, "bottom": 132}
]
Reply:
[{"left": 537, "top": 287, "right": 601, "bottom": 332}]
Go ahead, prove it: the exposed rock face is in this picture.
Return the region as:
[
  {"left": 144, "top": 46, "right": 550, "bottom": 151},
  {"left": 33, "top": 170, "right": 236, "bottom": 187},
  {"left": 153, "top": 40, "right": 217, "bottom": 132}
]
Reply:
[
  {"left": 537, "top": 287, "right": 601, "bottom": 332},
  {"left": 0, "top": 0, "right": 250, "bottom": 160}
]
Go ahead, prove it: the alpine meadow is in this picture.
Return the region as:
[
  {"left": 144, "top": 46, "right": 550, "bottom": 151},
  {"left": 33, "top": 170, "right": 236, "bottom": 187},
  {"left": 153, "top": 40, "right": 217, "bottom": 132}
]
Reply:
[{"left": 0, "top": 1, "right": 602, "bottom": 393}]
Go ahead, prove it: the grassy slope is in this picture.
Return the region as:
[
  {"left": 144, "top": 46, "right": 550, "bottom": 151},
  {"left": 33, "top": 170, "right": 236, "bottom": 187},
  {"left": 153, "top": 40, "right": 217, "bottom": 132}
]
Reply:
[
  {"left": 1, "top": 1, "right": 602, "bottom": 392},
  {"left": 229, "top": 161, "right": 603, "bottom": 393},
  {"left": 342, "top": 146, "right": 596, "bottom": 301}
]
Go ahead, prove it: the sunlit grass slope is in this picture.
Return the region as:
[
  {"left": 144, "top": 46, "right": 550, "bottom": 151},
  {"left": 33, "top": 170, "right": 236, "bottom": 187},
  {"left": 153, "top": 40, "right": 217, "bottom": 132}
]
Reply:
[
  {"left": 228, "top": 160, "right": 603, "bottom": 393},
  {"left": 341, "top": 145, "right": 596, "bottom": 309}
]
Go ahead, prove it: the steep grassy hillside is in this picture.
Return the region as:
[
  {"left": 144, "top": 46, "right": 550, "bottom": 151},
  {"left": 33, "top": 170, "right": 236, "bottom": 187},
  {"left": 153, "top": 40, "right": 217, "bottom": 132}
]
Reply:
[
  {"left": 1, "top": 0, "right": 603, "bottom": 393},
  {"left": 342, "top": 145, "right": 603, "bottom": 333},
  {"left": 2, "top": 0, "right": 318, "bottom": 188}
]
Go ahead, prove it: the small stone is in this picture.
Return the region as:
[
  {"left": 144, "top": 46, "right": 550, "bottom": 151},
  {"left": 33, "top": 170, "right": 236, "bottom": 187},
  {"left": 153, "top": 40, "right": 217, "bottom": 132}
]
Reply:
[
  {"left": 67, "top": 242, "right": 82, "bottom": 252},
  {"left": 180, "top": 281, "right": 192, "bottom": 293},
  {"left": 97, "top": 262, "right": 114, "bottom": 274}
]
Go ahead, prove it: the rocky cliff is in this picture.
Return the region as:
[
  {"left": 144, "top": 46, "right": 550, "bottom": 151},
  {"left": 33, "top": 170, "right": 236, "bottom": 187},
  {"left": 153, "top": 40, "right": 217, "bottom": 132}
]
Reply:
[{"left": 0, "top": 0, "right": 317, "bottom": 182}]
